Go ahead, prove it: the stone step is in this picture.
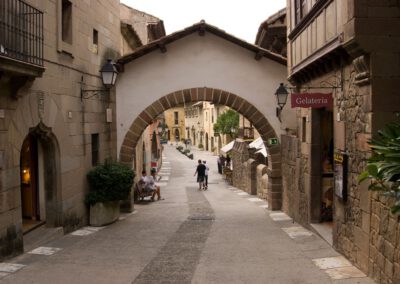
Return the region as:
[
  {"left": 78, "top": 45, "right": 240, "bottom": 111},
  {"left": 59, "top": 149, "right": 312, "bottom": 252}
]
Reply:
[{"left": 23, "top": 225, "right": 64, "bottom": 253}]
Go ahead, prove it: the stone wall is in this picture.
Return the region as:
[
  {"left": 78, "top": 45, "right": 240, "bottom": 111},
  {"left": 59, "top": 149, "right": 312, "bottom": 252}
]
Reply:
[
  {"left": 231, "top": 140, "right": 270, "bottom": 200},
  {"left": 0, "top": 0, "right": 121, "bottom": 261},
  {"left": 256, "top": 164, "right": 268, "bottom": 199}
]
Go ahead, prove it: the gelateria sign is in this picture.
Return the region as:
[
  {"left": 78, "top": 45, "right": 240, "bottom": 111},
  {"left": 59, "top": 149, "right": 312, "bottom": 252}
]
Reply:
[{"left": 291, "top": 93, "right": 333, "bottom": 109}]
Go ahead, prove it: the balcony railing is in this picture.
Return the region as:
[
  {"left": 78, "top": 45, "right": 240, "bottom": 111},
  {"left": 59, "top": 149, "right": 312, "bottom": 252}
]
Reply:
[
  {"left": 0, "top": 0, "right": 43, "bottom": 66},
  {"left": 238, "top": 127, "right": 254, "bottom": 140}
]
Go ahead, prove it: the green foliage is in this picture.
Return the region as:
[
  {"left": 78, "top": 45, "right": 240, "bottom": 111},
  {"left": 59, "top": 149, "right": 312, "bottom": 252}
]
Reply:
[
  {"left": 213, "top": 109, "right": 239, "bottom": 138},
  {"left": 358, "top": 122, "right": 400, "bottom": 214},
  {"left": 198, "top": 143, "right": 204, "bottom": 149},
  {"left": 86, "top": 159, "right": 135, "bottom": 205},
  {"left": 183, "top": 149, "right": 190, "bottom": 154}
]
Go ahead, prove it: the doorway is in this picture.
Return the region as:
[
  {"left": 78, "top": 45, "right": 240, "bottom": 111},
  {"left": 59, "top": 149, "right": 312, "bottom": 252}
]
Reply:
[
  {"left": 20, "top": 134, "right": 44, "bottom": 233},
  {"left": 310, "top": 109, "right": 334, "bottom": 245},
  {"left": 20, "top": 125, "right": 61, "bottom": 234},
  {"left": 174, "top": 129, "right": 180, "bottom": 142}
]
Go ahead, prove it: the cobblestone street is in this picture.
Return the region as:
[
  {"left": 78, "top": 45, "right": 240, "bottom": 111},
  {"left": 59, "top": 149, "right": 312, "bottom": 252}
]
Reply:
[{"left": 0, "top": 145, "right": 374, "bottom": 284}]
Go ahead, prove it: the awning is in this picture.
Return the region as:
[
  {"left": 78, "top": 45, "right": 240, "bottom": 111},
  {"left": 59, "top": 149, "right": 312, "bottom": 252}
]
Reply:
[
  {"left": 248, "top": 137, "right": 263, "bottom": 149},
  {"left": 255, "top": 147, "right": 267, "bottom": 157},
  {"left": 220, "top": 140, "right": 235, "bottom": 154},
  {"left": 191, "top": 101, "right": 203, "bottom": 107},
  {"left": 249, "top": 137, "right": 268, "bottom": 157}
]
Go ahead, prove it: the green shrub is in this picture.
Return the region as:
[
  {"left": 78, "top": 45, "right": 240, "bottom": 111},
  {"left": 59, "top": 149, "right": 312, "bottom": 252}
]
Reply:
[
  {"left": 359, "top": 122, "right": 400, "bottom": 214},
  {"left": 86, "top": 159, "right": 135, "bottom": 205},
  {"left": 198, "top": 143, "right": 204, "bottom": 149},
  {"left": 183, "top": 149, "right": 190, "bottom": 154}
]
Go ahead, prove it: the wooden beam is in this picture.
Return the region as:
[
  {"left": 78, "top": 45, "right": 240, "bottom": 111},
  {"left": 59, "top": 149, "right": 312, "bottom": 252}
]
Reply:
[
  {"left": 158, "top": 42, "right": 167, "bottom": 53},
  {"left": 254, "top": 51, "right": 264, "bottom": 61}
]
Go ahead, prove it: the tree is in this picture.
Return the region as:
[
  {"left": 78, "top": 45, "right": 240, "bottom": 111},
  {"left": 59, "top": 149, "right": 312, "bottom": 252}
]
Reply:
[
  {"left": 213, "top": 109, "right": 239, "bottom": 138},
  {"left": 358, "top": 121, "right": 400, "bottom": 214}
]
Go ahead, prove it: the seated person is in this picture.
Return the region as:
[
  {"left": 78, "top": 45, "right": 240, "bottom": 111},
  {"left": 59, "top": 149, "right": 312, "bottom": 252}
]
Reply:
[{"left": 143, "top": 168, "right": 163, "bottom": 201}]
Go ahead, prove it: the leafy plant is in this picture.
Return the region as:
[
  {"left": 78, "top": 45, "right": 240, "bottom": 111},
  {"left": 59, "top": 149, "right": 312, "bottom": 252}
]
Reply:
[
  {"left": 198, "top": 143, "right": 204, "bottom": 149},
  {"left": 358, "top": 122, "right": 400, "bottom": 214},
  {"left": 86, "top": 159, "right": 135, "bottom": 205},
  {"left": 213, "top": 109, "right": 239, "bottom": 138}
]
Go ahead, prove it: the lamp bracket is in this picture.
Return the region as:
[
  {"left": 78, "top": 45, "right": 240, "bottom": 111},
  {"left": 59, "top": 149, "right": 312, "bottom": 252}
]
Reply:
[{"left": 80, "top": 76, "right": 108, "bottom": 100}]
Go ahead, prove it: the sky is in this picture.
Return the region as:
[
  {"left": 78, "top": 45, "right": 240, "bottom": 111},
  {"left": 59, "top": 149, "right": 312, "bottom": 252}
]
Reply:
[{"left": 120, "top": 0, "right": 286, "bottom": 43}]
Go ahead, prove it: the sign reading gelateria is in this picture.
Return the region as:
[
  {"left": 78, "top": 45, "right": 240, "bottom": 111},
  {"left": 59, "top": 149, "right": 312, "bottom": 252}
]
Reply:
[{"left": 291, "top": 93, "right": 333, "bottom": 109}]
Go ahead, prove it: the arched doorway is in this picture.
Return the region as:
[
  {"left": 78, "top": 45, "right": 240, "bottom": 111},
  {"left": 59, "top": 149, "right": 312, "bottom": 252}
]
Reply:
[
  {"left": 205, "top": 133, "right": 209, "bottom": 151},
  {"left": 20, "top": 123, "right": 61, "bottom": 232},
  {"left": 211, "top": 136, "right": 214, "bottom": 152},
  {"left": 174, "top": 129, "right": 180, "bottom": 142}
]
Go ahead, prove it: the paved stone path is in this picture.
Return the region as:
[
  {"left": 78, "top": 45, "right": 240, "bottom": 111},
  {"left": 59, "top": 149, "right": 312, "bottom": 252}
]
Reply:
[{"left": 0, "top": 144, "right": 375, "bottom": 284}]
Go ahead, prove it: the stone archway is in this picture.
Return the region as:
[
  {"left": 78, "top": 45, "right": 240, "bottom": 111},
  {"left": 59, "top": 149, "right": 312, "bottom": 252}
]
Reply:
[{"left": 119, "top": 87, "right": 282, "bottom": 210}]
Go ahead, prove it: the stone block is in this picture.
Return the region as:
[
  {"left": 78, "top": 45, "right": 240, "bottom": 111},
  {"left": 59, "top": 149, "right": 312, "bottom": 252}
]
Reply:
[
  {"left": 354, "top": 226, "right": 370, "bottom": 253},
  {"left": 394, "top": 263, "right": 400, "bottom": 284},
  {"left": 371, "top": 52, "right": 400, "bottom": 77},
  {"left": 383, "top": 240, "right": 394, "bottom": 262},
  {"left": 385, "top": 258, "right": 394, "bottom": 279},
  {"left": 356, "top": 133, "right": 371, "bottom": 152},
  {"left": 204, "top": 88, "right": 212, "bottom": 101},
  {"left": 387, "top": 218, "right": 398, "bottom": 244}
]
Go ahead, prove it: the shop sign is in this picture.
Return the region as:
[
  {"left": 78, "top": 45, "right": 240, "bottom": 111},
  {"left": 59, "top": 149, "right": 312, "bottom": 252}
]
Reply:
[
  {"left": 334, "top": 152, "right": 348, "bottom": 201},
  {"left": 268, "top": 138, "right": 278, "bottom": 145},
  {"left": 291, "top": 93, "right": 333, "bottom": 109}
]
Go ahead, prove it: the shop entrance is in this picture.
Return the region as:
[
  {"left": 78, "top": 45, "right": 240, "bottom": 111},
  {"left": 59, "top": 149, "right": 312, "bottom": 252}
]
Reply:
[
  {"left": 310, "top": 109, "right": 334, "bottom": 244},
  {"left": 20, "top": 134, "right": 44, "bottom": 233}
]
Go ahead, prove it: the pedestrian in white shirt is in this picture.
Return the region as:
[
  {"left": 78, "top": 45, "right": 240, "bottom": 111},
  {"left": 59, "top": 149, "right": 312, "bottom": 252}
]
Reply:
[{"left": 203, "top": 160, "right": 209, "bottom": 190}]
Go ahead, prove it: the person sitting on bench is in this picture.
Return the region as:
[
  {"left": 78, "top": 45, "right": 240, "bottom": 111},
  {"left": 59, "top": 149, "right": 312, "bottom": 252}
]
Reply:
[{"left": 143, "top": 168, "right": 163, "bottom": 201}]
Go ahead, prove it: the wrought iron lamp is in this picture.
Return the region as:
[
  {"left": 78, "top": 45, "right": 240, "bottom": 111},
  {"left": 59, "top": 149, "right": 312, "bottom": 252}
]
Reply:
[
  {"left": 81, "top": 59, "right": 118, "bottom": 100},
  {"left": 274, "top": 83, "right": 289, "bottom": 121}
]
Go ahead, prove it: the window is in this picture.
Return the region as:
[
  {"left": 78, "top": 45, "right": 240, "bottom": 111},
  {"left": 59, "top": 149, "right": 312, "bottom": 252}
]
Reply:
[
  {"left": 174, "top": 112, "right": 178, "bottom": 125},
  {"left": 92, "top": 29, "right": 98, "bottom": 54},
  {"left": 91, "top": 133, "right": 99, "bottom": 166},
  {"left": 295, "top": 0, "right": 308, "bottom": 25},
  {"left": 62, "top": 0, "right": 72, "bottom": 44}
]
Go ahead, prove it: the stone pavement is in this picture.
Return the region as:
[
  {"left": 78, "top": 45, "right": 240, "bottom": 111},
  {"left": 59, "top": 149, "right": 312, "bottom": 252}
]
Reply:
[{"left": 0, "top": 144, "right": 375, "bottom": 284}]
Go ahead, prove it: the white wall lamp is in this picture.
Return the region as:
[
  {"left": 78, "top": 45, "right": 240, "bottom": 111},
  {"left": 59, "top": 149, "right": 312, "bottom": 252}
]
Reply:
[{"left": 81, "top": 59, "right": 118, "bottom": 100}]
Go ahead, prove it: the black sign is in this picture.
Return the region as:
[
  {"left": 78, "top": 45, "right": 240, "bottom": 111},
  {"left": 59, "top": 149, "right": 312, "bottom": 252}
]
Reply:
[{"left": 334, "top": 152, "right": 348, "bottom": 201}]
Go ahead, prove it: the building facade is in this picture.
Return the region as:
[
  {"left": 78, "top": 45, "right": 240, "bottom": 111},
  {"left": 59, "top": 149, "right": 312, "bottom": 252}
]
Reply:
[
  {"left": 164, "top": 106, "right": 185, "bottom": 142},
  {"left": 0, "top": 0, "right": 164, "bottom": 261},
  {"left": 283, "top": 0, "right": 400, "bottom": 282}
]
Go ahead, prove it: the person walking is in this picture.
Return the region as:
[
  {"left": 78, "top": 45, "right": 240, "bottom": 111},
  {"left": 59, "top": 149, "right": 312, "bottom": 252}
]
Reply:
[
  {"left": 194, "top": 159, "right": 206, "bottom": 190},
  {"left": 226, "top": 154, "right": 231, "bottom": 169},
  {"left": 217, "top": 155, "right": 222, "bottom": 174},
  {"left": 203, "top": 160, "right": 209, "bottom": 190}
]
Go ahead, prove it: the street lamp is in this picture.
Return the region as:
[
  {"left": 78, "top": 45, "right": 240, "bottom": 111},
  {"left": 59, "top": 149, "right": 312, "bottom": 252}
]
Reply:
[
  {"left": 274, "top": 83, "right": 289, "bottom": 121},
  {"left": 81, "top": 59, "right": 118, "bottom": 100},
  {"left": 100, "top": 59, "right": 118, "bottom": 88}
]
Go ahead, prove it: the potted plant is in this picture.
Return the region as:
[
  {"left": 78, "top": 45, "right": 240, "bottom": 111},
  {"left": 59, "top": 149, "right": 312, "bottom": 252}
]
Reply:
[{"left": 86, "top": 159, "right": 135, "bottom": 226}]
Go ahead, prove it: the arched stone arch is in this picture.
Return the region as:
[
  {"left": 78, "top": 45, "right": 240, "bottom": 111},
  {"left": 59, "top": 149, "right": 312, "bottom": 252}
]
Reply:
[{"left": 119, "top": 87, "right": 282, "bottom": 210}]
